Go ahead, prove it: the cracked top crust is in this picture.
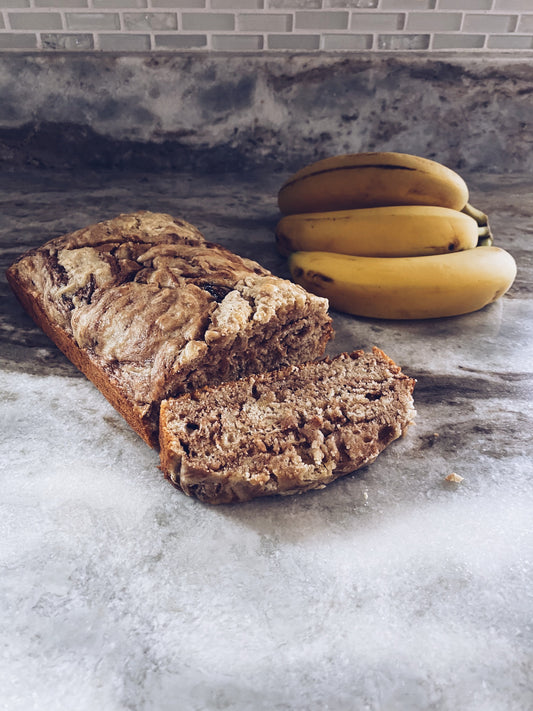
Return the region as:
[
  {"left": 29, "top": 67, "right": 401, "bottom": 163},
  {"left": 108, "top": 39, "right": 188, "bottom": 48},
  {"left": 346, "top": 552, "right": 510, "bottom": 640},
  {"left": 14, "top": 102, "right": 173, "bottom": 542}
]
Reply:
[{"left": 9, "top": 211, "right": 332, "bottom": 408}]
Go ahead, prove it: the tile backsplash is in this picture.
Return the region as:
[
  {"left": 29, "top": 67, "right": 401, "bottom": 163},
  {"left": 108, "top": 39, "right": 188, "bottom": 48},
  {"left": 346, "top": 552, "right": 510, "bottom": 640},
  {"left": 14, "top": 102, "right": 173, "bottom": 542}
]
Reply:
[{"left": 1, "top": 0, "right": 532, "bottom": 51}]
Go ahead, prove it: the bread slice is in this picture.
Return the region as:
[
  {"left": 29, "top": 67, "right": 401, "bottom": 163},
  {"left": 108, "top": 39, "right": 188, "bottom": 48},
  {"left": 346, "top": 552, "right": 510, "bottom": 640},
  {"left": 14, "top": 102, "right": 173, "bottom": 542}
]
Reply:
[
  {"left": 6, "top": 211, "right": 333, "bottom": 447},
  {"left": 159, "top": 347, "right": 416, "bottom": 504}
]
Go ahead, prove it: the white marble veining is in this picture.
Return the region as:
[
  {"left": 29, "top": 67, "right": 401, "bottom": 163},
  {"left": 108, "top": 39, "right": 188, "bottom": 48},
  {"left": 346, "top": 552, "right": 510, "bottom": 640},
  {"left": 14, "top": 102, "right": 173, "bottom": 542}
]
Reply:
[{"left": 1, "top": 170, "right": 532, "bottom": 711}]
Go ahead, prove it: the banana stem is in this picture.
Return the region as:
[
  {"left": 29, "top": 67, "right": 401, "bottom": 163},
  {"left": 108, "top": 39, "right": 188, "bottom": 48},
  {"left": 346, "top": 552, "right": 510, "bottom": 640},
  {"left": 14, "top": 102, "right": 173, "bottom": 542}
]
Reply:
[
  {"left": 462, "top": 202, "right": 494, "bottom": 246},
  {"left": 477, "top": 225, "right": 493, "bottom": 246}
]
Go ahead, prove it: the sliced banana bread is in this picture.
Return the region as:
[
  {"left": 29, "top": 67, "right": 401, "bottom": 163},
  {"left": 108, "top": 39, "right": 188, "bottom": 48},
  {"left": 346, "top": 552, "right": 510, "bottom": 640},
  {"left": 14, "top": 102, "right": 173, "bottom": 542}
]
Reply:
[
  {"left": 159, "top": 347, "right": 416, "bottom": 504},
  {"left": 6, "top": 211, "right": 333, "bottom": 447}
]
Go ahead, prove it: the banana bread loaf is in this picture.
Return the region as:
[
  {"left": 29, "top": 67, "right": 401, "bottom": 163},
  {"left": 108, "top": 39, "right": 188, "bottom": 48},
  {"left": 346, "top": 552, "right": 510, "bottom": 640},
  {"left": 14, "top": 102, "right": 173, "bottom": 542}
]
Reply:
[
  {"left": 159, "top": 347, "right": 416, "bottom": 504},
  {"left": 6, "top": 211, "right": 333, "bottom": 447}
]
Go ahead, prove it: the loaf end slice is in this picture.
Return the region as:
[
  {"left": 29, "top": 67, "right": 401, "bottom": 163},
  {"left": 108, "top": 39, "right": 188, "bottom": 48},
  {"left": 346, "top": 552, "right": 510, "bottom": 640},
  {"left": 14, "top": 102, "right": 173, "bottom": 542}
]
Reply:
[{"left": 159, "top": 347, "right": 416, "bottom": 504}]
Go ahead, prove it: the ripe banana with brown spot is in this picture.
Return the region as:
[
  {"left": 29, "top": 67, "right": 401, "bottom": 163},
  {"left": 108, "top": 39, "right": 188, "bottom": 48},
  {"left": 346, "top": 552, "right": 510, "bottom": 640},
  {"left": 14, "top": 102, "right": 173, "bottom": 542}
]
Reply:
[
  {"left": 288, "top": 247, "right": 516, "bottom": 320},
  {"left": 276, "top": 205, "right": 479, "bottom": 258},
  {"left": 278, "top": 152, "right": 469, "bottom": 215}
]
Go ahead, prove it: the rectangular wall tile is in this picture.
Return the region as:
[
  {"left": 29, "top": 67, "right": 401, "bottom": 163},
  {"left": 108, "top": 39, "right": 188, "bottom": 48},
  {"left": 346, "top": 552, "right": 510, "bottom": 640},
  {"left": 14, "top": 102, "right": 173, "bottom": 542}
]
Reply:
[
  {"left": 463, "top": 13, "right": 518, "bottom": 34},
  {"left": 93, "top": 0, "right": 146, "bottom": 7},
  {"left": 9, "top": 12, "right": 62, "bottom": 30},
  {"left": 295, "top": 11, "right": 349, "bottom": 30},
  {"left": 493, "top": 0, "right": 532, "bottom": 9},
  {"left": 213, "top": 0, "right": 263, "bottom": 8},
  {"left": 35, "top": 0, "right": 88, "bottom": 7},
  {"left": 0, "top": 31, "right": 37, "bottom": 46},
  {"left": 212, "top": 33, "right": 263, "bottom": 48},
  {"left": 432, "top": 32, "right": 485, "bottom": 49},
  {"left": 323, "top": 32, "right": 372, "bottom": 48},
  {"left": 182, "top": 12, "right": 235, "bottom": 29},
  {"left": 154, "top": 32, "right": 207, "bottom": 46},
  {"left": 517, "top": 14, "right": 533, "bottom": 33},
  {"left": 267, "top": 32, "right": 319, "bottom": 47},
  {"left": 152, "top": 0, "right": 205, "bottom": 7},
  {"left": 350, "top": 12, "right": 404, "bottom": 31},
  {"left": 238, "top": 13, "right": 292, "bottom": 31},
  {"left": 487, "top": 33, "right": 533, "bottom": 49},
  {"left": 378, "top": 32, "right": 429, "bottom": 49},
  {"left": 0, "top": 0, "right": 30, "bottom": 7},
  {"left": 65, "top": 13, "right": 120, "bottom": 31},
  {"left": 41, "top": 32, "right": 94, "bottom": 49},
  {"left": 122, "top": 12, "right": 178, "bottom": 31},
  {"left": 326, "top": 0, "right": 378, "bottom": 7},
  {"left": 405, "top": 12, "right": 462, "bottom": 31},
  {"left": 99, "top": 32, "right": 150, "bottom": 49},
  {"left": 269, "top": 0, "right": 321, "bottom": 7},
  {"left": 381, "top": 0, "right": 435, "bottom": 7},
  {"left": 437, "top": 0, "right": 490, "bottom": 8}
]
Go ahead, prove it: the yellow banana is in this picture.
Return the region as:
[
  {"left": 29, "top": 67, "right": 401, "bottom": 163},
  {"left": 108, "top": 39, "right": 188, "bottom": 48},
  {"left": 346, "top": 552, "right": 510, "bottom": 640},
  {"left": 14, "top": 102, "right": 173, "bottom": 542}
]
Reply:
[
  {"left": 288, "top": 247, "right": 516, "bottom": 320},
  {"left": 276, "top": 205, "right": 479, "bottom": 258},
  {"left": 278, "top": 152, "right": 469, "bottom": 215}
]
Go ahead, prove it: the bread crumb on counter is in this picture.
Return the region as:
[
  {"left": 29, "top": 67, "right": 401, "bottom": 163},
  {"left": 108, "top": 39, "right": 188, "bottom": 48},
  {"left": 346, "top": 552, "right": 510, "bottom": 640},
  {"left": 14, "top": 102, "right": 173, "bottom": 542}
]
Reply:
[{"left": 445, "top": 472, "right": 464, "bottom": 483}]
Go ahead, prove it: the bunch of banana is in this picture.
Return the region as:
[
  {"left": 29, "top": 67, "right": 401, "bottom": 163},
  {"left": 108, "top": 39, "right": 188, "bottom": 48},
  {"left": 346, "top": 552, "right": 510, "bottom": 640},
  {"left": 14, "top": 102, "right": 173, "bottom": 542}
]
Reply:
[{"left": 276, "top": 151, "right": 516, "bottom": 320}]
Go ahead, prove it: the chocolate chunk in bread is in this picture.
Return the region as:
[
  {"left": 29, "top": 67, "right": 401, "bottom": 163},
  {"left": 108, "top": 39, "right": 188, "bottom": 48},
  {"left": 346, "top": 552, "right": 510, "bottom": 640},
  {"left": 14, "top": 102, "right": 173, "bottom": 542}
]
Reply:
[
  {"left": 159, "top": 348, "right": 416, "bottom": 504},
  {"left": 6, "top": 211, "right": 333, "bottom": 447}
]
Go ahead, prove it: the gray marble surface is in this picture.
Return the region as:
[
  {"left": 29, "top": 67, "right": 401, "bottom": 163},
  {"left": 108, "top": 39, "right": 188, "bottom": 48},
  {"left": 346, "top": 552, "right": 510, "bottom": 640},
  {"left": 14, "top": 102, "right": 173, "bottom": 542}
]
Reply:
[
  {"left": 2, "top": 52, "right": 533, "bottom": 175},
  {"left": 1, "top": 168, "right": 532, "bottom": 711}
]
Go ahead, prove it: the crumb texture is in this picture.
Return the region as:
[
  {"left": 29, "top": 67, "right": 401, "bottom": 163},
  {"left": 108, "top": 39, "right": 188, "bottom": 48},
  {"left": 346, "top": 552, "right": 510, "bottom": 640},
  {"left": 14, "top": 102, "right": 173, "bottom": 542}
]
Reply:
[
  {"left": 7, "top": 211, "right": 333, "bottom": 445},
  {"left": 159, "top": 348, "right": 416, "bottom": 504}
]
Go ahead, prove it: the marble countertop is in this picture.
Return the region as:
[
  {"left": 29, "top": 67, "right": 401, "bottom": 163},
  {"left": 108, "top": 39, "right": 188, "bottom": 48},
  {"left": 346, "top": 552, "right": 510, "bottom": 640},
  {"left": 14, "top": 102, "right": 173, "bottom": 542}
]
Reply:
[{"left": 1, "top": 169, "right": 532, "bottom": 711}]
